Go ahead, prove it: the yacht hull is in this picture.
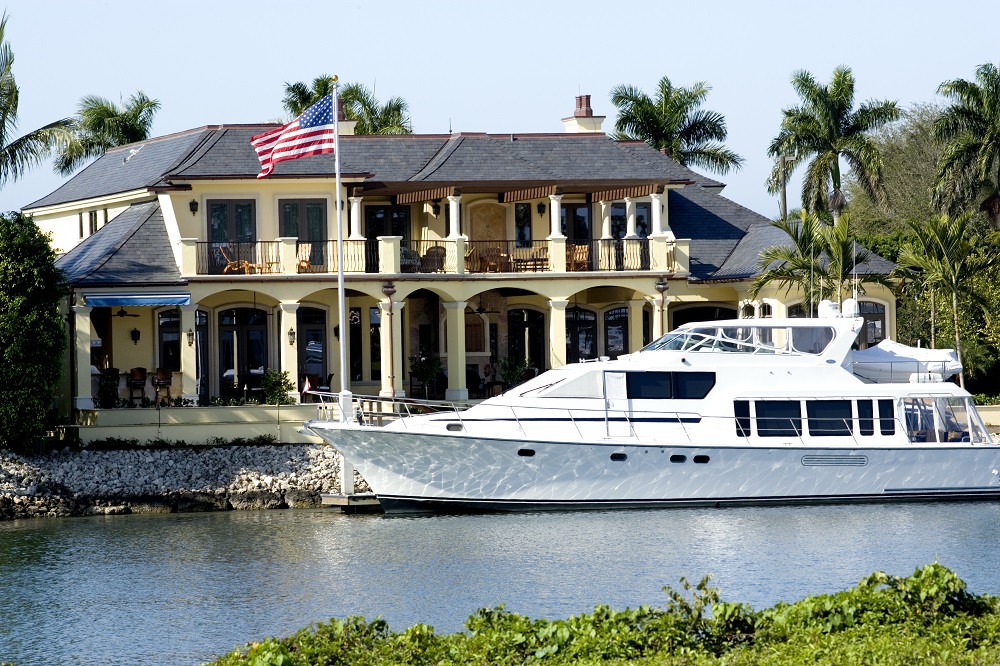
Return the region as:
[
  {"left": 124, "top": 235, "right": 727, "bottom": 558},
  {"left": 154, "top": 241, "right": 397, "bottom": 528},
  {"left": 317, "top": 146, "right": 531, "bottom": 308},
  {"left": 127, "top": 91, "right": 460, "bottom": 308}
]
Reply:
[{"left": 307, "top": 423, "right": 1000, "bottom": 513}]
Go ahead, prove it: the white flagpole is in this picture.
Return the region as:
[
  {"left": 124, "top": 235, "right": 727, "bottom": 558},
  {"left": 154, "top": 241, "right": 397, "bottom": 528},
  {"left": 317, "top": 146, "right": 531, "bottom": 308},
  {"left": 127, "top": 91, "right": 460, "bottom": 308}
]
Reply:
[{"left": 333, "top": 77, "right": 351, "bottom": 422}]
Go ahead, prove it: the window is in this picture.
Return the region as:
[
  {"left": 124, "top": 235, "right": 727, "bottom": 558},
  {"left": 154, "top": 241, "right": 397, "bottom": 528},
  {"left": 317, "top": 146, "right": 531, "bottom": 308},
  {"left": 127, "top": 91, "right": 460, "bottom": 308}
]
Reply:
[
  {"left": 674, "top": 372, "right": 716, "bottom": 399},
  {"left": 208, "top": 200, "right": 256, "bottom": 243},
  {"left": 89, "top": 210, "right": 98, "bottom": 235},
  {"left": 280, "top": 199, "right": 327, "bottom": 239},
  {"left": 756, "top": 400, "right": 802, "bottom": 437},
  {"left": 878, "top": 399, "right": 895, "bottom": 435},
  {"left": 858, "top": 399, "right": 874, "bottom": 436},
  {"left": 566, "top": 307, "right": 597, "bottom": 363},
  {"left": 369, "top": 307, "right": 381, "bottom": 378},
  {"left": 734, "top": 400, "right": 751, "bottom": 437},
  {"left": 349, "top": 307, "right": 362, "bottom": 381},
  {"left": 158, "top": 309, "right": 180, "bottom": 372},
  {"left": 626, "top": 372, "right": 671, "bottom": 399},
  {"left": 515, "top": 203, "right": 532, "bottom": 248},
  {"left": 78, "top": 212, "right": 84, "bottom": 239},
  {"left": 806, "top": 400, "right": 853, "bottom": 436},
  {"left": 859, "top": 302, "right": 886, "bottom": 349},
  {"left": 609, "top": 203, "right": 651, "bottom": 239},
  {"left": 297, "top": 307, "right": 327, "bottom": 379},
  {"left": 560, "top": 204, "right": 591, "bottom": 242}
]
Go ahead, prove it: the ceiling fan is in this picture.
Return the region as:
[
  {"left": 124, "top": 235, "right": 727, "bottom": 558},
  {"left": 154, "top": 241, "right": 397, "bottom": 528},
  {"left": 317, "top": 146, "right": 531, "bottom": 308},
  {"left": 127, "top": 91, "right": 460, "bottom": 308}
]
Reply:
[
  {"left": 113, "top": 307, "right": 140, "bottom": 318},
  {"left": 474, "top": 295, "right": 501, "bottom": 315}
]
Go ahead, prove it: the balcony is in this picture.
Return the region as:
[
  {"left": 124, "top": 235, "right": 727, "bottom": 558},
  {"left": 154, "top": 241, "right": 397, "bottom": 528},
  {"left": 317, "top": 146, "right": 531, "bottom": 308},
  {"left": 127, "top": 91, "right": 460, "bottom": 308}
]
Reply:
[{"left": 182, "top": 236, "right": 688, "bottom": 278}]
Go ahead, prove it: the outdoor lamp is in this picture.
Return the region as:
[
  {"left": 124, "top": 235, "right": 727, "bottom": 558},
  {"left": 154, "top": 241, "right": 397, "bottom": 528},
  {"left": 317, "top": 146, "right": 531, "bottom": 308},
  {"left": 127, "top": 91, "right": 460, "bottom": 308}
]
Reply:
[
  {"left": 536, "top": 202, "right": 546, "bottom": 216},
  {"left": 287, "top": 327, "right": 296, "bottom": 346},
  {"left": 654, "top": 277, "right": 669, "bottom": 295},
  {"left": 189, "top": 200, "right": 199, "bottom": 216},
  {"left": 432, "top": 200, "right": 441, "bottom": 216},
  {"left": 186, "top": 328, "right": 194, "bottom": 346},
  {"left": 130, "top": 328, "right": 141, "bottom": 345}
]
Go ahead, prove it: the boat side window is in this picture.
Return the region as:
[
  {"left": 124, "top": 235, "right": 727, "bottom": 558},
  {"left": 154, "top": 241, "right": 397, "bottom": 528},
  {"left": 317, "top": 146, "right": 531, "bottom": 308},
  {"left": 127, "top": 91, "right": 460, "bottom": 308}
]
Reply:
[
  {"left": 674, "top": 372, "right": 716, "bottom": 399},
  {"left": 755, "top": 400, "right": 802, "bottom": 437},
  {"left": 789, "top": 326, "right": 836, "bottom": 354},
  {"left": 734, "top": 400, "right": 751, "bottom": 437},
  {"left": 625, "top": 372, "right": 671, "bottom": 399},
  {"left": 806, "top": 400, "right": 853, "bottom": 436},
  {"left": 903, "top": 397, "right": 936, "bottom": 442},
  {"left": 878, "top": 399, "right": 895, "bottom": 435},
  {"left": 858, "top": 400, "right": 874, "bottom": 436}
]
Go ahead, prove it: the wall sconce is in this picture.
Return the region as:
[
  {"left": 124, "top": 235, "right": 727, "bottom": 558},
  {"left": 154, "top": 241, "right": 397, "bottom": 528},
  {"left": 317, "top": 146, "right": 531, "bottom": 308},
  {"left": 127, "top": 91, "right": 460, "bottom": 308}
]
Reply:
[
  {"left": 287, "top": 327, "right": 296, "bottom": 346},
  {"left": 130, "top": 328, "right": 141, "bottom": 345},
  {"left": 186, "top": 328, "right": 195, "bottom": 346},
  {"left": 189, "top": 200, "right": 199, "bottom": 216},
  {"left": 432, "top": 201, "right": 441, "bottom": 216},
  {"left": 333, "top": 325, "right": 340, "bottom": 339},
  {"left": 536, "top": 202, "right": 546, "bottom": 216}
]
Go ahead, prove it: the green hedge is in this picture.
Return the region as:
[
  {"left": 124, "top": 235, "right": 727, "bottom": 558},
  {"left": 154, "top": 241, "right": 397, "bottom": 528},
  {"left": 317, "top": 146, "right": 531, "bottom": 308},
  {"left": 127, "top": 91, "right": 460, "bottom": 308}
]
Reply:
[{"left": 207, "top": 562, "right": 1000, "bottom": 665}]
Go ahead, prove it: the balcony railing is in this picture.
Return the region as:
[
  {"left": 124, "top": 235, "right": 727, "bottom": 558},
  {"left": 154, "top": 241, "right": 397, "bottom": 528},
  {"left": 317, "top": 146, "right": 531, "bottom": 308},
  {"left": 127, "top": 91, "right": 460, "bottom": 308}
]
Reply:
[
  {"left": 197, "top": 241, "right": 281, "bottom": 275},
  {"left": 187, "top": 236, "right": 685, "bottom": 277}
]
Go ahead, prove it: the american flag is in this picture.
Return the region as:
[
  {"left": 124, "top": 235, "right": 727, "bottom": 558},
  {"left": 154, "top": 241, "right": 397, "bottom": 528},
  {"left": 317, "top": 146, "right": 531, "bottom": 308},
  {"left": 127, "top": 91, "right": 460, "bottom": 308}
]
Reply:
[{"left": 251, "top": 93, "right": 336, "bottom": 178}]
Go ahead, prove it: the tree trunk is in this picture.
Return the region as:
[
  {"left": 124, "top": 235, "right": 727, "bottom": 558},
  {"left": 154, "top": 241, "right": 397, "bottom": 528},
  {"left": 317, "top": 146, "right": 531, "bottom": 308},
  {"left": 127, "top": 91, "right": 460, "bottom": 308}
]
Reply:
[
  {"left": 979, "top": 194, "right": 1000, "bottom": 230},
  {"left": 952, "top": 290, "right": 964, "bottom": 388}
]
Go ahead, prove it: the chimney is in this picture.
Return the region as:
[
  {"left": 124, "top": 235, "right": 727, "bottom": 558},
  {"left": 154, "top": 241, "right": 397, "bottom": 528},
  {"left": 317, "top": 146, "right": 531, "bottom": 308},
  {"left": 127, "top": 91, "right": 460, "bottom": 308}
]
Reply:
[
  {"left": 562, "top": 93, "right": 605, "bottom": 133},
  {"left": 337, "top": 97, "right": 358, "bottom": 136}
]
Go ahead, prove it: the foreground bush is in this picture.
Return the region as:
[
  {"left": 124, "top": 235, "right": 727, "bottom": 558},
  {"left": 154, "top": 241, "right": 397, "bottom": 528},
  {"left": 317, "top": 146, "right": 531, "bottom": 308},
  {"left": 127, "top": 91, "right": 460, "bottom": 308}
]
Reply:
[{"left": 207, "top": 563, "right": 1000, "bottom": 665}]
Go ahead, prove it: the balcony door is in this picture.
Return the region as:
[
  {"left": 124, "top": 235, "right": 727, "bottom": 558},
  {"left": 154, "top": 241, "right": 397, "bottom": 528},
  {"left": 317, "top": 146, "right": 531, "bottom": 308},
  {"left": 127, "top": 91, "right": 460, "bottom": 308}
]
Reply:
[
  {"left": 281, "top": 199, "right": 327, "bottom": 269},
  {"left": 365, "top": 205, "right": 410, "bottom": 272},
  {"left": 566, "top": 306, "right": 597, "bottom": 364},
  {"left": 208, "top": 200, "right": 256, "bottom": 274}
]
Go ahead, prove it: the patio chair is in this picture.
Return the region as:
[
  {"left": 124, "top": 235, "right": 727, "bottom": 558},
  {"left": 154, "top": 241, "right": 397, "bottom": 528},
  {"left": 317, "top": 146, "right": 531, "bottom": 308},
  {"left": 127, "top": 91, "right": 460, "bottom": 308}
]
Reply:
[
  {"left": 219, "top": 245, "right": 248, "bottom": 274},
  {"left": 152, "top": 367, "right": 173, "bottom": 404},
  {"left": 420, "top": 245, "right": 446, "bottom": 272},
  {"left": 481, "top": 245, "right": 506, "bottom": 272},
  {"left": 297, "top": 242, "right": 314, "bottom": 273},
  {"left": 568, "top": 243, "right": 589, "bottom": 271},
  {"left": 126, "top": 367, "right": 148, "bottom": 404}
]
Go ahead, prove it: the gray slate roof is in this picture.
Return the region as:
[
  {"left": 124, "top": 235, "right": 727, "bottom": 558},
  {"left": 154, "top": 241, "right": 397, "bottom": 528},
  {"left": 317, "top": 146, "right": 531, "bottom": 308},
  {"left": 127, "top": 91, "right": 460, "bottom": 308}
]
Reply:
[
  {"left": 56, "top": 201, "right": 183, "bottom": 286},
  {"left": 668, "top": 185, "right": 770, "bottom": 280},
  {"left": 25, "top": 129, "right": 212, "bottom": 209}
]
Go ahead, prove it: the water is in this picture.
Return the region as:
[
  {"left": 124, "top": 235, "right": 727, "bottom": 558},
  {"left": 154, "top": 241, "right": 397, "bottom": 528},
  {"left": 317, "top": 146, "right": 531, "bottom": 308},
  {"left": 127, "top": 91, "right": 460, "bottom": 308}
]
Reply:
[{"left": 2, "top": 502, "right": 1000, "bottom": 665}]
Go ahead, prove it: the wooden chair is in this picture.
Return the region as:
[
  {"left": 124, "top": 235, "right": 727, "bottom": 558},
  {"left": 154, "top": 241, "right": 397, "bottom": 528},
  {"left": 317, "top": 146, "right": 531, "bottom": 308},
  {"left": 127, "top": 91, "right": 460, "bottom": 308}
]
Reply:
[
  {"left": 297, "top": 243, "right": 314, "bottom": 273},
  {"left": 568, "top": 243, "right": 589, "bottom": 271},
  {"left": 126, "top": 367, "right": 147, "bottom": 404},
  {"left": 219, "top": 245, "right": 248, "bottom": 273},
  {"left": 481, "top": 245, "right": 506, "bottom": 272},
  {"left": 152, "top": 367, "right": 173, "bottom": 404}
]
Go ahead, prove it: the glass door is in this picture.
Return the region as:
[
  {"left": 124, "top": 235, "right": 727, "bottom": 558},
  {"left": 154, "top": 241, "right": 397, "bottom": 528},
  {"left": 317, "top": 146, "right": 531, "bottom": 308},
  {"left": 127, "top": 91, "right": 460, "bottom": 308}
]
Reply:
[{"left": 218, "top": 308, "right": 269, "bottom": 399}]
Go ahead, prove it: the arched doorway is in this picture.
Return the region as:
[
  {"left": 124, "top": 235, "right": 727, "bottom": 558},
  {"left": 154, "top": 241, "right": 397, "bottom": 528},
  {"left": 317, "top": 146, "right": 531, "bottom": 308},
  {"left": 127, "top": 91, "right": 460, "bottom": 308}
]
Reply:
[
  {"left": 672, "top": 305, "right": 737, "bottom": 329},
  {"left": 566, "top": 306, "right": 597, "bottom": 363},
  {"left": 603, "top": 307, "right": 628, "bottom": 359},
  {"left": 218, "top": 307, "right": 269, "bottom": 398},
  {"left": 508, "top": 308, "right": 545, "bottom": 371}
]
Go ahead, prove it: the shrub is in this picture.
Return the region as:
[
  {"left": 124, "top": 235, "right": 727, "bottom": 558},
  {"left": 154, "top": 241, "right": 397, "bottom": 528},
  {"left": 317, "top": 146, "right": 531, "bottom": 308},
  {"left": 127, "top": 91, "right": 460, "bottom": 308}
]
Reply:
[{"left": 261, "top": 369, "right": 295, "bottom": 405}]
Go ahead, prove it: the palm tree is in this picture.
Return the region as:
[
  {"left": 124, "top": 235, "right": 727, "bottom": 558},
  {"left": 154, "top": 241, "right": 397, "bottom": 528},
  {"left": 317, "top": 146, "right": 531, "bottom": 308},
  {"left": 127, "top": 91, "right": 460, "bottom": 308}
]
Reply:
[
  {"left": 0, "top": 13, "right": 72, "bottom": 188},
  {"left": 610, "top": 76, "right": 743, "bottom": 175},
  {"left": 282, "top": 74, "right": 336, "bottom": 118},
  {"left": 933, "top": 63, "right": 1000, "bottom": 229},
  {"left": 339, "top": 82, "right": 411, "bottom": 135},
  {"left": 54, "top": 92, "right": 160, "bottom": 175},
  {"left": 750, "top": 212, "right": 889, "bottom": 307},
  {"left": 895, "top": 213, "right": 1000, "bottom": 387},
  {"left": 767, "top": 67, "right": 899, "bottom": 225}
]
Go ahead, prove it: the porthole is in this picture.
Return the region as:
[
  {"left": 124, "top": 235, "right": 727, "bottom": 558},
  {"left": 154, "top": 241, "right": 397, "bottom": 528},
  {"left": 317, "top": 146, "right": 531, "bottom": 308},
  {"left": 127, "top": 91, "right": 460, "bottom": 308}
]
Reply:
[
  {"left": 446, "top": 423, "right": 464, "bottom": 432},
  {"left": 693, "top": 454, "right": 710, "bottom": 464},
  {"left": 610, "top": 453, "right": 628, "bottom": 462},
  {"left": 670, "top": 454, "right": 687, "bottom": 463},
  {"left": 517, "top": 448, "right": 535, "bottom": 457}
]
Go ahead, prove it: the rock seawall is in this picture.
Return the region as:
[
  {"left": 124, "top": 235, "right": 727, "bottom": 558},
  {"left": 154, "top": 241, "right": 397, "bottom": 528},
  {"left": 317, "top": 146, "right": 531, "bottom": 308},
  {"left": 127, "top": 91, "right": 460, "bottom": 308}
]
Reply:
[{"left": 0, "top": 445, "right": 362, "bottom": 520}]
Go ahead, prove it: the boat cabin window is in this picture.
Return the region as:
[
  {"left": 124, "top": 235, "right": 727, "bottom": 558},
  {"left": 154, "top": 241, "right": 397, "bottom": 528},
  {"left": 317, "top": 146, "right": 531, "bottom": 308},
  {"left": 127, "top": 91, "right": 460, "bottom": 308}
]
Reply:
[
  {"left": 878, "top": 399, "right": 895, "bottom": 436},
  {"left": 858, "top": 400, "right": 874, "bottom": 436},
  {"left": 789, "top": 326, "right": 835, "bottom": 354},
  {"left": 622, "top": 371, "right": 717, "bottom": 400},
  {"left": 902, "top": 396, "right": 989, "bottom": 444},
  {"left": 756, "top": 401, "right": 802, "bottom": 437},
  {"left": 806, "top": 400, "right": 853, "bottom": 436},
  {"left": 734, "top": 400, "right": 751, "bottom": 437},
  {"left": 640, "top": 324, "right": 833, "bottom": 356}
]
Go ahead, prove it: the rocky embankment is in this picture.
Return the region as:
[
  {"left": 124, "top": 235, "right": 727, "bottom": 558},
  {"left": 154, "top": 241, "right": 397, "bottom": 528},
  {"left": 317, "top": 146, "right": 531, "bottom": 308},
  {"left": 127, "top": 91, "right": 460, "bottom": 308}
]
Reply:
[{"left": 0, "top": 445, "right": 364, "bottom": 520}]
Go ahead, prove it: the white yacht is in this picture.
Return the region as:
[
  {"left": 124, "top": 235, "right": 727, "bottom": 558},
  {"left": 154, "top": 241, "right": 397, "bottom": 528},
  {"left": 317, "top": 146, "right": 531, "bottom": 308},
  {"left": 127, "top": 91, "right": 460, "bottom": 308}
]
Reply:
[{"left": 304, "top": 301, "right": 1000, "bottom": 513}]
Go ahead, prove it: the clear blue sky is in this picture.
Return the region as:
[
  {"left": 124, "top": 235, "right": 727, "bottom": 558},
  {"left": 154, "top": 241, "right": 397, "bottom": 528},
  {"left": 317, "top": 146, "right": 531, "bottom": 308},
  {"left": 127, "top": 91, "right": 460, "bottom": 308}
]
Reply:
[{"left": 0, "top": 0, "right": 996, "bottom": 218}]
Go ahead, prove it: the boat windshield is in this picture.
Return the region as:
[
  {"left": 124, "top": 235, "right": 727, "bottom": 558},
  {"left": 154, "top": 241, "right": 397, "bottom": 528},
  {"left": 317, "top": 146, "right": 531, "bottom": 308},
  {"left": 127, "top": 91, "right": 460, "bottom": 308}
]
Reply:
[
  {"left": 639, "top": 324, "right": 836, "bottom": 356},
  {"left": 902, "top": 396, "right": 992, "bottom": 444}
]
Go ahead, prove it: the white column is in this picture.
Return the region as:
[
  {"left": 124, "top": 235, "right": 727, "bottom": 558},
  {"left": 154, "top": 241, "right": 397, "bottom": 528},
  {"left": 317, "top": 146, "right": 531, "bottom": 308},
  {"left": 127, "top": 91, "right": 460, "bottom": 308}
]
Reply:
[
  {"left": 548, "top": 299, "right": 568, "bottom": 368},
  {"left": 279, "top": 302, "right": 300, "bottom": 402},
  {"left": 600, "top": 201, "right": 612, "bottom": 239},
  {"left": 443, "top": 301, "right": 468, "bottom": 400},
  {"left": 624, "top": 197, "right": 638, "bottom": 239},
  {"left": 649, "top": 192, "right": 668, "bottom": 237},
  {"left": 547, "top": 194, "right": 564, "bottom": 238},
  {"left": 72, "top": 305, "right": 95, "bottom": 410},
  {"left": 447, "top": 195, "right": 462, "bottom": 238},
  {"left": 179, "top": 304, "right": 198, "bottom": 402},
  {"left": 349, "top": 196, "right": 364, "bottom": 239},
  {"left": 378, "top": 300, "right": 405, "bottom": 397},
  {"left": 627, "top": 299, "right": 645, "bottom": 354}
]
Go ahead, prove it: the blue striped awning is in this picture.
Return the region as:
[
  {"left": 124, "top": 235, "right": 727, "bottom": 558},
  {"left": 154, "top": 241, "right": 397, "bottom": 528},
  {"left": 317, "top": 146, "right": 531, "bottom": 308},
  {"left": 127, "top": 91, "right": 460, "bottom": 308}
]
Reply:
[{"left": 84, "top": 292, "right": 191, "bottom": 307}]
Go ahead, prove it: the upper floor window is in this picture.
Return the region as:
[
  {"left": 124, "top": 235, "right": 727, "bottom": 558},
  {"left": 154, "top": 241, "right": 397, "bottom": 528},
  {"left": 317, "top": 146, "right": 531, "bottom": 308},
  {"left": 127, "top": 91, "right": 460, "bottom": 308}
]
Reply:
[
  {"left": 89, "top": 210, "right": 98, "bottom": 235},
  {"left": 158, "top": 309, "right": 180, "bottom": 372},
  {"left": 280, "top": 199, "right": 327, "bottom": 240},
  {"left": 515, "top": 203, "right": 532, "bottom": 247},
  {"left": 610, "top": 202, "right": 652, "bottom": 238},
  {"left": 208, "top": 200, "right": 255, "bottom": 243}
]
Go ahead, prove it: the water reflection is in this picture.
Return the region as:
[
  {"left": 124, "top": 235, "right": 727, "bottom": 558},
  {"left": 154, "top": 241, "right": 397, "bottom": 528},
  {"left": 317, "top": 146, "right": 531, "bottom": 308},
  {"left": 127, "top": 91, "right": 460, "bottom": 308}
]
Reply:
[{"left": 2, "top": 502, "right": 999, "bottom": 665}]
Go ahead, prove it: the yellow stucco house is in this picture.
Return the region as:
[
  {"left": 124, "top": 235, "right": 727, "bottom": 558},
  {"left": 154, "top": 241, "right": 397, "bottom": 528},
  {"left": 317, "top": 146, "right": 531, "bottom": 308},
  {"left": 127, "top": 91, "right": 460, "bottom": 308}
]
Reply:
[{"left": 25, "top": 94, "right": 896, "bottom": 436}]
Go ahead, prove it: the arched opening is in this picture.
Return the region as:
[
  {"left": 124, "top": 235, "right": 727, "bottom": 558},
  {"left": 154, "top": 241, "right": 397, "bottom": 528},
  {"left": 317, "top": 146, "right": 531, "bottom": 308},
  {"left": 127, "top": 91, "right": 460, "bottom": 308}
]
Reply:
[
  {"left": 218, "top": 307, "right": 269, "bottom": 399},
  {"left": 566, "top": 306, "right": 598, "bottom": 363},
  {"left": 603, "top": 307, "right": 628, "bottom": 359},
  {"left": 508, "top": 308, "right": 546, "bottom": 371}
]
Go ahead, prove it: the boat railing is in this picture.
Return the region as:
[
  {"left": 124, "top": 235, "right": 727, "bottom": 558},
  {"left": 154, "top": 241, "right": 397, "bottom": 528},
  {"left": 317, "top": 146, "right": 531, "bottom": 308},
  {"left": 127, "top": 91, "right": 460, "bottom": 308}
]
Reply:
[
  {"left": 308, "top": 391, "right": 474, "bottom": 425},
  {"left": 850, "top": 360, "right": 957, "bottom": 383}
]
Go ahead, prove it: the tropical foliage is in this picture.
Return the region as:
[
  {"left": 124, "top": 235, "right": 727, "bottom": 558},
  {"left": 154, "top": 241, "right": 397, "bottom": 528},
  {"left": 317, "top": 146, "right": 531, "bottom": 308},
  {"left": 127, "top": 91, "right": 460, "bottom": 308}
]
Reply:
[
  {"left": 768, "top": 66, "right": 899, "bottom": 223},
  {"left": 610, "top": 75, "right": 744, "bottom": 174},
  {"left": 0, "top": 212, "right": 66, "bottom": 452},
  {"left": 54, "top": 91, "right": 160, "bottom": 175},
  {"left": 209, "top": 562, "right": 1000, "bottom": 666},
  {"left": 894, "top": 213, "right": 1000, "bottom": 387},
  {"left": 934, "top": 62, "right": 1000, "bottom": 228},
  {"left": 749, "top": 212, "right": 889, "bottom": 306},
  {"left": 282, "top": 77, "right": 412, "bottom": 135},
  {"left": 0, "top": 13, "right": 71, "bottom": 188},
  {"left": 282, "top": 74, "right": 337, "bottom": 118}
]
